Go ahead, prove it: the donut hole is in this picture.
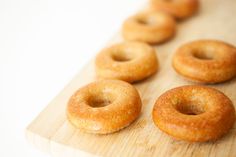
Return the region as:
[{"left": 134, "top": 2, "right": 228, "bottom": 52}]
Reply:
[
  {"left": 111, "top": 52, "right": 134, "bottom": 62},
  {"left": 137, "top": 18, "right": 149, "bottom": 25},
  {"left": 192, "top": 50, "right": 214, "bottom": 60},
  {"left": 88, "top": 98, "right": 111, "bottom": 107},
  {"left": 136, "top": 17, "right": 157, "bottom": 26},
  {"left": 176, "top": 103, "right": 205, "bottom": 115},
  {"left": 87, "top": 92, "right": 115, "bottom": 108},
  {"left": 162, "top": 0, "right": 176, "bottom": 3}
]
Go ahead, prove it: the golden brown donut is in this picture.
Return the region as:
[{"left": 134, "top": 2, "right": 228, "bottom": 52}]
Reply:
[
  {"left": 67, "top": 80, "right": 142, "bottom": 134},
  {"left": 172, "top": 40, "right": 236, "bottom": 84},
  {"left": 152, "top": 85, "right": 236, "bottom": 142},
  {"left": 95, "top": 42, "right": 158, "bottom": 83},
  {"left": 150, "top": 0, "right": 199, "bottom": 19},
  {"left": 122, "top": 11, "right": 176, "bottom": 44}
]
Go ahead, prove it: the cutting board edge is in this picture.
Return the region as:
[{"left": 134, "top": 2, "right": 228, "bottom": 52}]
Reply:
[{"left": 25, "top": 127, "right": 51, "bottom": 153}]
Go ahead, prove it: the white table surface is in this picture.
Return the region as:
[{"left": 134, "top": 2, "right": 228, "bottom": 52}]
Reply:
[{"left": 0, "top": 0, "right": 145, "bottom": 156}]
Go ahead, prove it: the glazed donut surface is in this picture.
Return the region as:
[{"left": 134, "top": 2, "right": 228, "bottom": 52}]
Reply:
[
  {"left": 67, "top": 80, "right": 142, "bottom": 134},
  {"left": 95, "top": 42, "right": 158, "bottom": 83},
  {"left": 172, "top": 40, "right": 236, "bottom": 83},
  {"left": 122, "top": 11, "right": 176, "bottom": 44},
  {"left": 152, "top": 85, "right": 235, "bottom": 142},
  {"left": 150, "top": 0, "right": 199, "bottom": 19}
]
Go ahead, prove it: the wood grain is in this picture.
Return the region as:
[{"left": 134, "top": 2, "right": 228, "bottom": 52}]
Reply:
[{"left": 26, "top": 0, "right": 236, "bottom": 156}]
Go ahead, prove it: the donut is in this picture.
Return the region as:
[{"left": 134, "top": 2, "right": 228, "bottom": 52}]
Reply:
[
  {"left": 152, "top": 85, "right": 236, "bottom": 142},
  {"left": 122, "top": 11, "right": 176, "bottom": 44},
  {"left": 67, "top": 80, "right": 142, "bottom": 134},
  {"left": 95, "top": 42, "right": 158, "bottom": 83},
  {"left": 172, "top": 40, "right": 236, "bottom": 84},
  {"left": 150, "top": 0, "right": 199, "bottom": 19}
]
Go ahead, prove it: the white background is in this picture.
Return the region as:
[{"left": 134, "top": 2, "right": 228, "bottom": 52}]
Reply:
[{"left": 0, "top": 0, "right": 145, "bottom": 156}]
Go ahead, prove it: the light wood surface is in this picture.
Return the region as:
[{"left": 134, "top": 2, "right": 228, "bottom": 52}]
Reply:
[{"left": 26, "top": 0, "right": 236, "bottom": 156}]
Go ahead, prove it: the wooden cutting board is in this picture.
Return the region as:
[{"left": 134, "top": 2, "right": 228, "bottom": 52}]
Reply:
[{"left": 26, "top": 0, "right": 236, "bottom": 156}]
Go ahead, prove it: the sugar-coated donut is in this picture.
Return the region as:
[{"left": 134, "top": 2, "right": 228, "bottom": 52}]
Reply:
[
  {"left": 152, "top": 85, "right": 236, "bottom": 142},
  {"left": 67, "top": 80, "right": 142, "bottom": 134},
  {"left": 150, "top": 0, "right": 199, "bottom": 19},
  {"left": 172, "top": 40, "right": 236, "bottom": 84},
  {"left": 122, "top": 11, "right": 176, "bottom": 44},
  {"left": 95, "top": 42, "right": 158, "bottom": 83}
]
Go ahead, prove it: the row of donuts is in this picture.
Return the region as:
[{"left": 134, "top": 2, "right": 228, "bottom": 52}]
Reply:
[
  {"left": 67, "top": 0, "right": 236, "bottom": 142},
  {"left": 95, "top": 0, "right": 200, "bottom": 82},
  {"left": 150, "top": 0, "right": 236, "bottom": 142},
  {"left": 95, "top": 40, "right": 236, "bottom": 84}
]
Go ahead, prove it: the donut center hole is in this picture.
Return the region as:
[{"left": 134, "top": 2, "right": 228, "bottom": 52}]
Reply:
[
  {"left": 176, "top": 103, "right": 205, "bottom": 115},
  {"left": 88, "top": 98, "right": 111, "bottom": 107},
  {"left": 137, "top": 18, "right": 149, "bottom": 25},
  {"left": 137, "top": 17, "right": 156, "bottom": 25},
  {"left": 87, "top": 92, "right": 115, "bottom": 108},
  {"left": 112, "top": 53, "right": 133, "bottom": 62},
  {"left": 163, "top": 0, "right": 177, "bottom": 3},
  {"left": 193, "top": 51, "right": 214, "bottom": 60}
]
